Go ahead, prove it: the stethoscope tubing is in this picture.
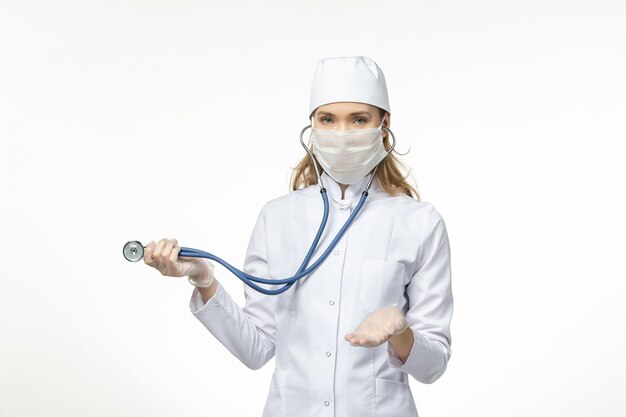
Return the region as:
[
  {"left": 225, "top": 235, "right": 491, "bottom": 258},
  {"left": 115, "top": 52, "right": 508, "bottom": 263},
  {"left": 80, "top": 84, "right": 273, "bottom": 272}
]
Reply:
[
  {"left": 125, "top": 124, "right": 396, "bottom": 295},
  {"left": 177, "top": 189, "right": 369, "bottom": 295}
]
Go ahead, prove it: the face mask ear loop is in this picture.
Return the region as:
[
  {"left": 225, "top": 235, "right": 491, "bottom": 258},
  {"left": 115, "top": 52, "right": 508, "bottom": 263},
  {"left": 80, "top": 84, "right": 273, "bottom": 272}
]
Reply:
[
  {"left": 364, "top": 121, "right": 396, "bottom": 192},
  {"left": 378, "top": 115, "right": 386, "bottom": 140}
]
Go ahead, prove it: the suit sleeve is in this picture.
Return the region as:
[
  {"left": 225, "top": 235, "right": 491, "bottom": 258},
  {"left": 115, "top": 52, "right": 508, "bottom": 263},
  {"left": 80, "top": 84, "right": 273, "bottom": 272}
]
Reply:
[
  {"left": 386, "top": 203, "right": 454, "bottom": 384},
  {"left": 188, "top": 204, "right": 279, "bottom": 370}
]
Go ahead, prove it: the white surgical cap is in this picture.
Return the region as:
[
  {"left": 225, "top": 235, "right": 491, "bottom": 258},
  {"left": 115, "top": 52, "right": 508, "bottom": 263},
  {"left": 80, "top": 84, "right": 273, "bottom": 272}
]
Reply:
[{"left": 308, "top": 55, "right": 391, "bottom": 119}]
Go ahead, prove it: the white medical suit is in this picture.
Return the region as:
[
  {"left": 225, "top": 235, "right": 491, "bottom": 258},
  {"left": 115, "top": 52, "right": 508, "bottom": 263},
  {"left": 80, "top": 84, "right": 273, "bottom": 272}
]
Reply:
[{"left": 189, "top": 171, "right": 454, "bottom": 417}]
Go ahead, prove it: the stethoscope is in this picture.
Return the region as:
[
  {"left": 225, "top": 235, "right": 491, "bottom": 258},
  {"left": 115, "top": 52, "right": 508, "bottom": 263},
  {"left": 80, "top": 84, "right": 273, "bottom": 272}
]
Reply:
[{"left": 123, "top": 124, "right": 396, "bottom": 295}]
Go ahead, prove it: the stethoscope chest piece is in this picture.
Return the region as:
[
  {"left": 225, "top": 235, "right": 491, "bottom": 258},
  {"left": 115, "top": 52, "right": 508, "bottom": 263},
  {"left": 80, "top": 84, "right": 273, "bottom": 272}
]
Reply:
[{"left": 123, "top": 241, "right": 145, "bottom": 262}]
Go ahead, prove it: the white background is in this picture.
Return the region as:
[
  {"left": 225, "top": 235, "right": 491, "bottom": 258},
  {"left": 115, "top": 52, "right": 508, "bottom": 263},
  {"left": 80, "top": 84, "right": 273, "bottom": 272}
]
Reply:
[{"left": 1, "top": 1, "right": 625, "bottom": 416}]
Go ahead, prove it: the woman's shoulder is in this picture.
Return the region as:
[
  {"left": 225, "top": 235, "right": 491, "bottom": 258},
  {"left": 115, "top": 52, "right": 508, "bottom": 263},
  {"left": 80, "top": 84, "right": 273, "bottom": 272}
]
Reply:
[
  {"left": 257, "top": 184, "right": 318, "bottom": 215},
  {"left": 394, "top": 194, "right": 447, "bottom": 227},
  {"left": 259, "top": 184, "right": 446, "bottom": 229}
]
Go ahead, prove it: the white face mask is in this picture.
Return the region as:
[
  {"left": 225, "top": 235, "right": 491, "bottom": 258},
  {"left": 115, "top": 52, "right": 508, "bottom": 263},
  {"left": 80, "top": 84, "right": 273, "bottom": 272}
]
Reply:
[{"left": 311, "top": 119, "right": 388, "bottom": 185}]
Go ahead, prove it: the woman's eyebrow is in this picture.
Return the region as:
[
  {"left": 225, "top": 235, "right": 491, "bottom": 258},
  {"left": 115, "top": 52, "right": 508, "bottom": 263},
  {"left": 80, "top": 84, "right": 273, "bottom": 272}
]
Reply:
[{"left": 318, "top": 111, "right": 372, "bottom": 117}]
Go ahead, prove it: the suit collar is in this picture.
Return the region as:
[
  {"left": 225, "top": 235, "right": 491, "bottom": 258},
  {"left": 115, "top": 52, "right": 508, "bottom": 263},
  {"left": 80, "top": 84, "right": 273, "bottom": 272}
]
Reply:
[{"left": 320, "top": 170, "right": 381, "bottom": 205}]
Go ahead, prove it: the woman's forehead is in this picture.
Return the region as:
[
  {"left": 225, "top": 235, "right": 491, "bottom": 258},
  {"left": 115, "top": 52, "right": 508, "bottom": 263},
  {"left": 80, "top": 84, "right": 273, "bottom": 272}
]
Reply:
[{"left": 315, "top": 102, "right": 378, "bottom": 115}]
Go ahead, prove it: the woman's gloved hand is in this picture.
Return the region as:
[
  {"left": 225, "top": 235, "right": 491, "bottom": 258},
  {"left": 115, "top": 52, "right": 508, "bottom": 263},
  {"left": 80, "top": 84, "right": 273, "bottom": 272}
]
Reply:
[
  {"left": 144, "top": 238, "right": 215, "bottom": 287},
  {"left": 344, "top": 304, "right": 409, "bottom": 348}
]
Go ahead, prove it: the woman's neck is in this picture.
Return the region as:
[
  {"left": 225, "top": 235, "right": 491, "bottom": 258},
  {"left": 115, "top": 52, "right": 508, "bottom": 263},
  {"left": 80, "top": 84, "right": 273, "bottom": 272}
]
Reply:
[{"left": 339, "top": 183, "right": 348, "bottom": 199}]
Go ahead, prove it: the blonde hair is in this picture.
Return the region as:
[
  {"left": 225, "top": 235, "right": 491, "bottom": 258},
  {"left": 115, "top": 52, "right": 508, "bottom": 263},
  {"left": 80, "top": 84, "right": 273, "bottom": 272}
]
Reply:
[{"left": 289, "top": 107, "right": 420, "bottom": 201}]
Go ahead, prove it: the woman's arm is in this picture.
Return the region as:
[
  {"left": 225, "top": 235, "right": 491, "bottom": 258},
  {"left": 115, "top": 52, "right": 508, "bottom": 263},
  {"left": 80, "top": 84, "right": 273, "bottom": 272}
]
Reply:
[
  {"left": 387, "top": 326, "right": 414, "bottom": 363},
  {"left": 386, "top": 203, "right": 454, "bottom": 384},
  {"left": 189, "top": 204, "right": 278, "bottom": 370},
  {"left": 197, "top": 276, "right": 219, "bottom": 303}
]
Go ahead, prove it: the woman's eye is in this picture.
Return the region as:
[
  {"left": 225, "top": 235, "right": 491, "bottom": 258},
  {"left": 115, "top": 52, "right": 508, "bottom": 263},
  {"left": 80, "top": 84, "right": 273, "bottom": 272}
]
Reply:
[
  {"left": 321, "top": 117, "right": 332, "bottom": 124},
  {"left": 355, "top": 117, "right": 366, "bottom": 124}
]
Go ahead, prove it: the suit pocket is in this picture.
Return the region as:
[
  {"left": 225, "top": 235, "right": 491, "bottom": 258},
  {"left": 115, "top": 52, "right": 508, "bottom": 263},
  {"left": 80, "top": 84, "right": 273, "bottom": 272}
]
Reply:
[
  {"left": 358, "top": 259, "right": 406, "bottom": 312},
  {"left": 375, "top": 378, "right": 417, "bottom": 417}
]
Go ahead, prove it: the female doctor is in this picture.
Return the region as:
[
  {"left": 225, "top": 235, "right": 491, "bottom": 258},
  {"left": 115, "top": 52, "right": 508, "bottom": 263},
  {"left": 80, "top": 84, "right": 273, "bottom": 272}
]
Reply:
[{"left": 143, "top": 56, "right": 453, "bottom": 417}]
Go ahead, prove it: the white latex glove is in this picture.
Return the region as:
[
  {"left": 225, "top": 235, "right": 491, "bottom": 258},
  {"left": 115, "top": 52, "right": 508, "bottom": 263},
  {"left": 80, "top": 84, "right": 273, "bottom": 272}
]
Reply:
[
  {"left": 344, "top": 305, "right": 409, "bottom": 348},
  {"left": 144, "top": 238, "right": 215, "bottom": 287}
]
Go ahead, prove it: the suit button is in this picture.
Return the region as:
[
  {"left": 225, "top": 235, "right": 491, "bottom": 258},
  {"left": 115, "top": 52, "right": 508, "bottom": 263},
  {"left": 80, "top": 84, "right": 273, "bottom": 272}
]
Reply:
[
  {"left": 326, "top": 351, "right": 332, "bottom": 357},
  {"left": 333, "top": 250, "right": 339, "bottom": 256},
  {"left": 324, "top": 401, "right": 330, "bottom": 406},
  {"left": 329, "top": 300, "right": 335, "bottom": 306},
  {"left": 339, "top": 205, "right": 344, "bottom": 210}
]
